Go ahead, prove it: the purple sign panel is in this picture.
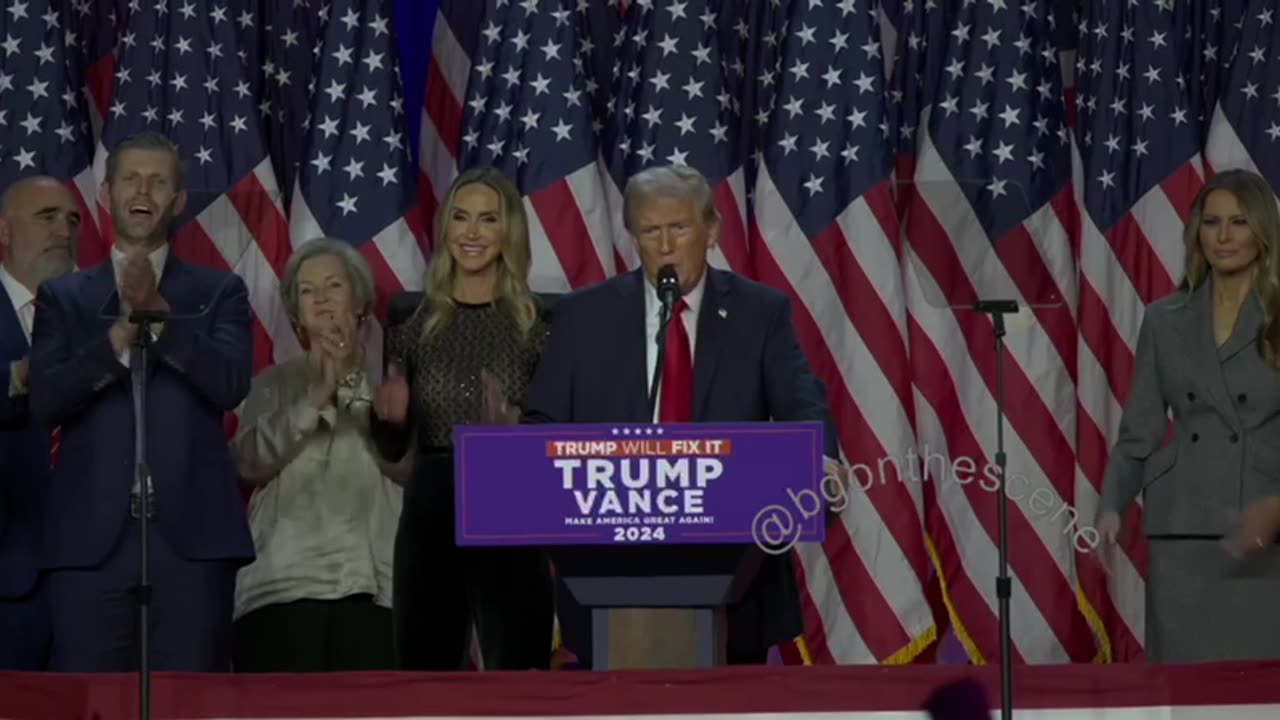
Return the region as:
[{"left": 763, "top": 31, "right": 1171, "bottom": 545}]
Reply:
[{"left": 454, "top": 422, "right": 826, "bottom": 546}]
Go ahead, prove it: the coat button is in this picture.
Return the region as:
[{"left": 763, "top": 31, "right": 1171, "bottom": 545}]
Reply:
[
  {"left": 1239, "top": 393, "right": 1247, "bottom": 404},
  {"left": 1230, "top": 433, "right": 1240, "bottom": 443},
  {"left": 1187, "top": 391, "right": 1196, "bottom": 402},
  {"left": 1191, "top": 433, "right": 1199, "bottom": 442}
]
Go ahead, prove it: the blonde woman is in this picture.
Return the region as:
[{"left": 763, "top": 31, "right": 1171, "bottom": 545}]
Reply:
[
  {"left": 229, "top": 238, "right": 402, "bottom": 672},
  {"left": 1098, "top": 169, "right": 1280, "bottom": 663},
  {"left": 370, "top": 167, "right": 553, "bottom": 670}
]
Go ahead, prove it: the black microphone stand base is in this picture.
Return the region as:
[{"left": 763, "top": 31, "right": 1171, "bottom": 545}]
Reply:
[{"left": 973, "top": 299, "right": 1016, "bottom": 720}]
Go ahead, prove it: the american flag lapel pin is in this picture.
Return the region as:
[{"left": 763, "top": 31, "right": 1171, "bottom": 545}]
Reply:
[{"left": 718, "top": 307, "right": 727, "bottom": 319}]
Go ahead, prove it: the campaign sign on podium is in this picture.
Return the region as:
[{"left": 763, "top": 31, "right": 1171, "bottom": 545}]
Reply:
[{"left": 453, "top": 421, "right": 826, "bottom": 547}]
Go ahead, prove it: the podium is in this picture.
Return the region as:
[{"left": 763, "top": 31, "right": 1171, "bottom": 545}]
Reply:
[
  {"left": 454, "top": 421, "right": 827, "bottom": 670},
  {"left": 549, "top": 544, "right": 763, "bottom": 668}
]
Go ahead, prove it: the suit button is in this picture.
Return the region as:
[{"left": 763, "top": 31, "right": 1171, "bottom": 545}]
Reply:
[
  {"left": 1187, "top": 392, "right": 1196, "bottom": 402},
  {"left": 1239, "top": 393, "right": 1247, "bottom": 404},
  {"left": 1191, "top": 433, "right": 1199, "bottom": 442},
  {"left": 1230, "top": 433, "right": 1240, "bottom": 443}
]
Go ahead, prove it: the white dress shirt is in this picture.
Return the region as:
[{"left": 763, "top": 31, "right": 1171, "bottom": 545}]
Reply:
[
  {"left": 2, "top": 265, "right": 33, "bottom": 398},
  {"left": 110, "top": 243, "right": 169, "bottom": 367},
  {"left": 643, "top": 269, "right": 707, "bottom": 422}
]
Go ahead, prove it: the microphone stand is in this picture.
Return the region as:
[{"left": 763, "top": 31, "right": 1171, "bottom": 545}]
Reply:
[
  {"left": 129, "top": 308, "right": 167, "bottom": 720},
  {"left": 973, "top": 299, "right": 1016, "bottom": 720},
  {"left": 646, "top": 301, "right": 675, "bottom": 422}
]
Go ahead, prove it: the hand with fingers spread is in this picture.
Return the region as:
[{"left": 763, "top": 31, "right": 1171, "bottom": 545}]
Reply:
[{"left": 373, "top": 362, "right": 410, "bottom": 426}]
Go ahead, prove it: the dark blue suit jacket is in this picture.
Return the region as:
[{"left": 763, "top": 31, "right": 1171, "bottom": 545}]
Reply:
[
  {"left": 0, "top": 290, "right": 50, "bottom": 599},
  {"left": 523, "top": 267, "right": 838, "bottom": 659},
  {"left": 27, "top": 255, "right": 255, "bottom": 571}
]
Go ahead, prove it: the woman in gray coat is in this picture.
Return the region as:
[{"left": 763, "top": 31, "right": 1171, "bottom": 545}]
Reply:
[{"left": 1098, "top": 168, "right": 1280, "bottom": 663}]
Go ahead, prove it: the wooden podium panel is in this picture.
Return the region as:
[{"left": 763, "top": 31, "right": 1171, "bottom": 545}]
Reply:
[{"left": 596, "top": 608, "right": 727, "bottom": 669}]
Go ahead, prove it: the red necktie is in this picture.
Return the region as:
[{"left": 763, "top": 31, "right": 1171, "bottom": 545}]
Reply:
[
  {"left": 50, "top": 426, "right": 61, "bottom": 469},
  {"left": 659, "top": 299, "right": 693, "bottom": 423}
]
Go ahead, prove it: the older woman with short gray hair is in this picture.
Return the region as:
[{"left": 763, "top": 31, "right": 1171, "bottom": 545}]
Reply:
[{"left": 228, "top": 237, "right": 403, "bottom": 673}]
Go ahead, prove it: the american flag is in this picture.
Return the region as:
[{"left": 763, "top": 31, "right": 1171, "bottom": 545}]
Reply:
[
  {"left": 747, "top": 0, "right": 935, "bottom": 663},
  {"left": 599, "top": 0, "right": 749, "bottom": 274},
  {"left": 281, "top": 0, "right": 428, "bottom": 374},
  {"left": 60, "top": 0, "right": 120, "bottom": 143},
  {"left": 94, "top": 0, "right": 298, "bottom": 373},
  {"left": 235, "top": 0, "right": 326, "bottom": 209},
  {"left": 423, "top": 0, "right": 614, "bottom": 296},
  {"left": 72, "top": 0, "right": 125, "bottom": 265},
  {"left": 0, "top": 0, "right": 100, "bottom": 258},
  {"left": 1205, "top": 0, "right": 1280, "bottom": 187},
  {"left": 890, "top": 0, "right": 1102, "bottom": 663},
  {"left": 1073, "top": 0, "right": 1206, "bottom": 663}
]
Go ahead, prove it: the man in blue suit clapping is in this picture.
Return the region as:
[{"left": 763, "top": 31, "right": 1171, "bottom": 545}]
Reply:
[
  {"left": 28, "top": 131, "right": 255, "bottom": 672},
  {"left": 0, "top": 175, "right": 81, "bottom": 670}
]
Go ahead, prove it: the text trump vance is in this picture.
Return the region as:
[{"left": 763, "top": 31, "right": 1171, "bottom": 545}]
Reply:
[{"left": 554, "top": 456, "right": 723, "bottom": 516}]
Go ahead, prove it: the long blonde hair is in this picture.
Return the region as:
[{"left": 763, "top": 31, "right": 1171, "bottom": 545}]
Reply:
[
  {"left": 1181, "top": 168, "right": 1280, "bottom": 367},
  {"left": 417, "top": 166, "right": 538, "bottom": 342}
]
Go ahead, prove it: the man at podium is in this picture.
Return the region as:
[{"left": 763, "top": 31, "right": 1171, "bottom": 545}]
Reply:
[{"left": 522, "top": 164, "right": 839, "bottom": 667}]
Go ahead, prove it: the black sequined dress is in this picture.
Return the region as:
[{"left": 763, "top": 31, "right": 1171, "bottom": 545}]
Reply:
[{"left": 370, "top": 298, "right": 553, "bottom": 671}]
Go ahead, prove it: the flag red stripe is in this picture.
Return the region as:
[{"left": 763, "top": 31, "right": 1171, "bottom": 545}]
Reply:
[
  {"left": 1159, "top": 162, "right": 1204, "bottom": 226},
  {"left": 170, "top": 220, "right": 277, "bottom": 373},
  {"left": 1077, "top": 281, "right": 1136, "bottom": 420},
  {"left": 424, "top": 59, "right": 464, "bottom": 160},
  {"left": 711, "top": 181, "right": 749, "bottom": 272},
  {"left": 528, "top": 180, "right": 607, "bottom": 289},
  {"left": 361, "top": 244, "right": 406, "bottom": 323},
  {"left": 752, "top": 225, "right": 921, "bottom": 660},
  {"left": 906, "top": 199, "right": 1096, "bottom": 659},
  {"left": 786, "top": 546, "right": 838, "bottom": 665},
  {"left": 222, "top": 173, "right": 292, "bottom": 280},
  {"left": 1102, "top": 214, "right": 1177, "bottom": 305}
]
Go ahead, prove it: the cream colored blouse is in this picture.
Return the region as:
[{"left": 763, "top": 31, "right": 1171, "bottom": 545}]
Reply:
[{"left": 229, "top": 356, "right": 403, "bottom": 621}]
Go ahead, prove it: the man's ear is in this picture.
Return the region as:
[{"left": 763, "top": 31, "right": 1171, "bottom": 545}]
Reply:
[
  {"left": 706, "top": 214, "right": 721, "bottom": 249},
  {"left": 173, "top": 189, "right": 188, "bottom": 217},
  {"left": 0, "top": 217, "right": 11, "bottom": 254}
]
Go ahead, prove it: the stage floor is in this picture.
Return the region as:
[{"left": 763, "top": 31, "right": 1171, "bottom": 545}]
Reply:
[{"left": 3, "top": 662, "right": 1279, "bottom": 719}]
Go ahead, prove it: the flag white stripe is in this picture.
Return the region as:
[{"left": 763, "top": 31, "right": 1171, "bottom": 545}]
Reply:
[{"left": 756, "top": 167, "right": 933, "bottom": 660}]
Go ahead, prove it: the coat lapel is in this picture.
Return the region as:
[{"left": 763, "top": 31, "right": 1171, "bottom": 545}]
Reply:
[
  {"left": 1220, "top": 289, "right": 1262, "bottom": 362},
  {"left": 157, "top": 253, "right": 191, "bottom": 314},
  {"left": 693, "top": 268, "right": 731, "bottom": 420},
  {"left": 1183, "top": 279, "right": 1237, "bottom": 420},
  {"left": 617, "top": 269, "right": 650, "bottom": 423}
]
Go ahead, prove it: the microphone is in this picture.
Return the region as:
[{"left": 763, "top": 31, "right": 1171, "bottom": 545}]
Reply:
[
  {"left": 657, "top": 263, "right": 681, "bottom": 321},
  {"left": 648, "top": 263, "right": 683, "bottom": 423}
]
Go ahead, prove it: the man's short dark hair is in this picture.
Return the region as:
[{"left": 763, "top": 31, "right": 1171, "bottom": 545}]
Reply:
[{"left": 105, "top": 131, "right": 185, "bottom": 190}]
